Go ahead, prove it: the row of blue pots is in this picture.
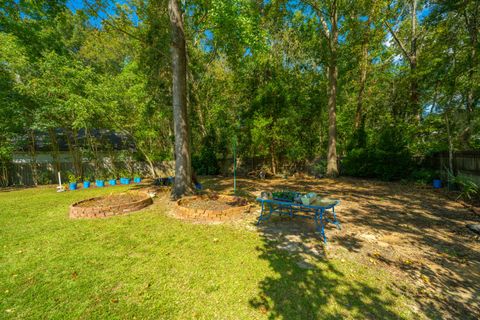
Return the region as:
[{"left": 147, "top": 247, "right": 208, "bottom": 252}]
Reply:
[{"left": 69, "top": 177, "right": 142, "bottom": 191}]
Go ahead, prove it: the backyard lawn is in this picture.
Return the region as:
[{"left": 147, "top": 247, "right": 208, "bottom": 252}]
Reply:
[{"left": 1, "top": 177, "right": 479, "bottom": 319}]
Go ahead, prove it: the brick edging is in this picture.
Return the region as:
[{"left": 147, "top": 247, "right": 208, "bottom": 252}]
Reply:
[
  {"left": 69, "top": 192, "right": 153, "bottom": 219},
  {"left": 174, "top": 195, "right": 250, "bottom": 222}
]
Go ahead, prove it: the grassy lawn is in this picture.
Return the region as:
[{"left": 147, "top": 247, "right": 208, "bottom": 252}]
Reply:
[{"left": 0, "top": 185, "right": 421, "bottom": 319}]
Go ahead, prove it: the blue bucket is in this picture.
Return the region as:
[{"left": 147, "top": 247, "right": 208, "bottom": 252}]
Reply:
[
  {"left": 96, "top": 180, "right": 105, "bottom": 188},
  {"left": 69, "top": 182, "right": 77, "bottom": 191},
  {"left": 433, "top": 179, "right": 442, "bottom": 189},
  {"left": 134, "top": 177, "right": 141, "bottom": 184},
  {"left": 83, "top": 181, "right": 90, "bottom": 189},
  {"left": 109, "top": 179, "right": 116, "bottom": 186},
  {"left": 121, "top": 178, "right": 130, "bottom": 185}
]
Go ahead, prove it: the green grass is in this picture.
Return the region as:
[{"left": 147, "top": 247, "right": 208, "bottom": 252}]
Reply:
[{"left": 1, "top": 186, "right": 420, "bottom": 319}]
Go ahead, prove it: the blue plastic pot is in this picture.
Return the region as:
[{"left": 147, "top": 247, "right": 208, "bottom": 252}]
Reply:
[
  {"left": 433, "top": 179, "right": 442, "bottom": 189},
  {"left": 96, "top": 180, "right": 105, "bottom": 187},
  {"left": 109, "top": 179, "right": 116, "bottom": 186},
  {"left": 83, "top": 181, "right": 90, "bottom": 189},
  {"left": 134, "top": 177, "right": 141, "bottom": 184},
  {"left": 121, "top": 178, "right": 130, "bottom": 185},
  {"left": 69, "top": 182, "right": 77, "bottom": 191}
]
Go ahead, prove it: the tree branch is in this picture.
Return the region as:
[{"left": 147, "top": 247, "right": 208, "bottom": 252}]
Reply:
[
  {"left": 82, "top": 0, "right": 168, "bottom": 59},
  {"left": 384, "top": 21, "right": 412, "bottom": 63},
  {"left": 302, "top": 0, "right": 330, "bottom": 39}
]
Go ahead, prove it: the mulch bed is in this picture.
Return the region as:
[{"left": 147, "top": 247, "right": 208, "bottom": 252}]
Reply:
[{"left": 181, "top": 194, "right": 248, "bottom": 211}]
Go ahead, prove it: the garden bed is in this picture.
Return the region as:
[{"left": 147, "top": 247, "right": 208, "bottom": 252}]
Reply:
[
  {"left": 70, "top": 191, "right": 153, "bottom": 219},
  {"left": 174, "top": 194, "right": 250, "bottom": 222}
]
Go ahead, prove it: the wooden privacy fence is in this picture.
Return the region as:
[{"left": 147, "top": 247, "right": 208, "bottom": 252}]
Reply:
[
  {"left": 1, "top": 161, "right": 175, "bottom": 186},
  {"left": 426, "top": 151, "right": 480, "bottom": 173},
  {"left": 425, "top": 151, "right": 480, "bottom": 184}
]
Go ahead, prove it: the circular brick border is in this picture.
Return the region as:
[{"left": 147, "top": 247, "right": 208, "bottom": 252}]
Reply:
[
  {"left": 70, "top": 192, "right": 153, "bottom": 219},
  {"left": 174, "top": 194, "right": 251, "bottom": 222}
]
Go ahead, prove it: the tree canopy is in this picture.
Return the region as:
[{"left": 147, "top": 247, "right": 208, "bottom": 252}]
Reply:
[{"left": 0, "top": 0, "right": 478, "bottom": 189}]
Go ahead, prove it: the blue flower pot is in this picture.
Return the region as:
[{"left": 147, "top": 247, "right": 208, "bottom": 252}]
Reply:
[
  {"left": 134, "top": 177, "right": 141, "bottom": 184},
  {"left": 96, "top": 180, "right": 105, "bottom": 187},
  {"left": 121, "top": 177, "right": 130, "bottom": 185},
  {"left": 83, "top": 181, "right": 90, "bottom": 189},
  {"left": 109, "top": 179, "right": 116, "bottom": 186},
  {"left": 433, "top": 179, "right": 442, "bottom": 189},
  {"left": 69, "top": 182, "right": 77, "bottom": 191}
]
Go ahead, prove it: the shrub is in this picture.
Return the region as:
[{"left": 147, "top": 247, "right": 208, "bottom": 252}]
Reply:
[
  {"left": 342, "top": 126, "right": 414, "bottom": 181},
  {"left": 448, "top": 172, "right": 479, "bottom": 201},
  {"left": 410, "top": 168, "right": 438, "bottom": 185}
]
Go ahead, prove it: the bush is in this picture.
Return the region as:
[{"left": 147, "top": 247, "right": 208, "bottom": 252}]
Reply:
[
  {"left": 447, "top": 172, "right": 479, "bottom": 201},
  {"left": 410, "top": 168, "right": 438, "bottom": 185},
  {"left": 192, "top": 150, "right": 219, "bottom": 176},
  {"left": 310, "top": 160, "right": 327, "bottom": 177},
  {"left": 37, "top": 171, "right": 52, "bottom": 185},
  {"left": 192, "top": 128, "right": 220, "bottom": 176},
  {"left": 342, "top": 126, "right": 414, "bottom": 181}
]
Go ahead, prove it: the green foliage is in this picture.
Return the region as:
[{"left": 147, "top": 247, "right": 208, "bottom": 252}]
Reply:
[
  {"left": 271, "top": 191, "right": 299, "bottom": 202},
  {"left": 342, "top": 126, "right": 414, "bottom": 181},
  {"left": 66, "top": 171, "right": 79, "bottom": 183},
  {"left": 447, "top": 171, "right": 480, "bottom": 201},
  {"left": 36, "top": 171, "right": 52, "bottom": 185},
  {"left": 410, "top": 168, "right": 439, "bottom": 185},
  {"left": 0, "top": 0, "right": 479, "bottom": 186},
  {"left": 311, "top": 160, "right": 327, "bottom": 176},
  {"left": 119, "top": 169, "right": 131, "bottom": 178}
]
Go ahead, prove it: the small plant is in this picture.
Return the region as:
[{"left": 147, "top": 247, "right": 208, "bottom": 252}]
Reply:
[
  {"left": 450, "top": 174, "right": 479, "bottom": 201},
  {"left": 119, "top": 169, "right": 131, "bottom": 178},
  {"left": 410, "top": 168, "right": 438, "bottom": 185},
  {"left": 37, "top": 171, "right": 52, "bottom": 185},
  {"left": 84, "top": 170, "right": 94, "bottom": 182},
  {"left": 134, "top": 172, "right": 141, "bottom": 178},
  {"left": 311, "top": 160, "right": 327, "bottom": 177},
  {"left": 95, "top": 170, "right": 107, "bottom": 181},
  {"left": 272, "top": 190, "right": 299, "bottom": 202},
  {"left": 67, "top": 172, "right": 79, "bottom": 183}
]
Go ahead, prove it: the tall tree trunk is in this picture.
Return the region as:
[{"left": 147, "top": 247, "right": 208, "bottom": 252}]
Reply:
[
  {"left": 29, "top": 130, "right": 38, "bottom": 186},
  {"left": 465, "top": 2, "right": 478, "bottom": 116},
  {"left": 385, "top": 0, "right": 420, "bottom": 121},
  {"left": 326, "top": 4, "right": 339, "bottom": 177},
  {"left": 65, "top": 129, "right": 82, "bottom": 178},
  {"left": 354, "top": 16, "right": 371, "bottom": 129},
  {"left": 270, "top": 143, "right": 277, "bottom": 175},
  {"left": 48, "top": 128, "right": 60, "bottom": 176},
  {"left": 444, "top": 108, "right": 454, "bottom": 175},
  {"left": 169, "top": 0, "right": 193, "bottom": 198},
  {"left": 410, "top": 0, "right": 420, "bottom": 121},
  {"left": 86, "top": 128, "right": 99, "bottom": 176}
]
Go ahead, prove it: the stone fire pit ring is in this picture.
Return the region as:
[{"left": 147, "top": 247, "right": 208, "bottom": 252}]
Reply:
[
  {"left": 174, "top": 194, "right": 251, "bottom": 222},
  {"left": 70, "top": 191, "right": 153, "bottom": 219}
]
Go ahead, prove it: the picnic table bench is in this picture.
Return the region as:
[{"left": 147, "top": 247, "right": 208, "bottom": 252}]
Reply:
[{"left": 256, "top": 196, "right": 341, "bottom": 243}]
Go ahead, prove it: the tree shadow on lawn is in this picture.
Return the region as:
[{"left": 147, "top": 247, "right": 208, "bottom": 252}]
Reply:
[
  {"left": 202, "top": 176, "right": 480, "bottom": 318},
  {"left": 250, "top": 219, "right": 411, "bottom": 319}
]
